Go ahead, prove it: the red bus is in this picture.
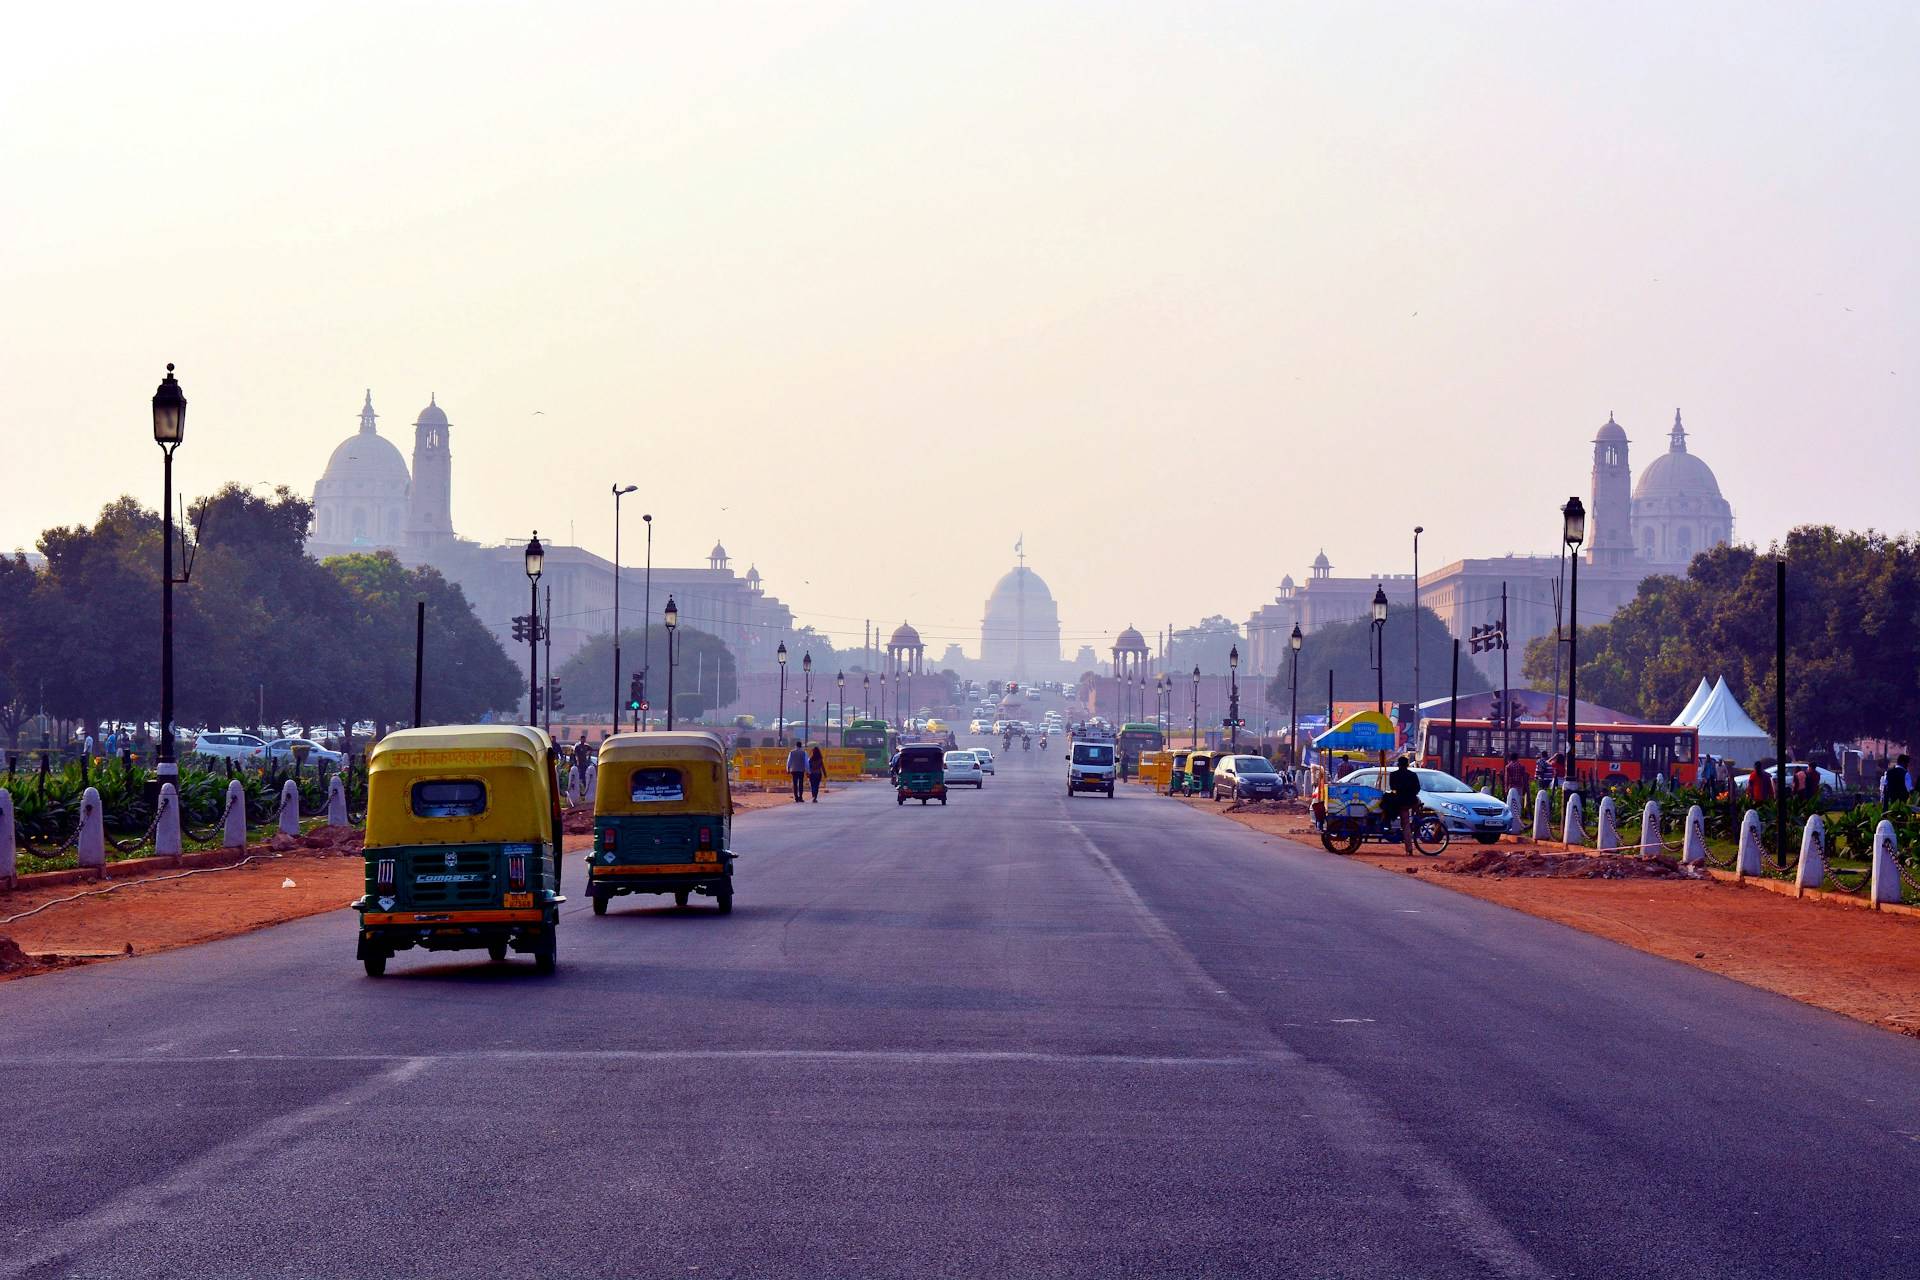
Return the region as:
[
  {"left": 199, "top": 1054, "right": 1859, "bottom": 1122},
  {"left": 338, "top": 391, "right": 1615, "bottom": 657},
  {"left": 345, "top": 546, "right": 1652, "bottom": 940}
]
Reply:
[{"left": 1418, "top": 717, "right": 1699, "bottom": 790}]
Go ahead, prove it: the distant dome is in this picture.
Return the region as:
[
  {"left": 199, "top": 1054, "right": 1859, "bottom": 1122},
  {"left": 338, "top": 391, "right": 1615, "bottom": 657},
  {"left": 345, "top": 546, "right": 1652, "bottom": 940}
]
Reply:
[
  {"left": 415, "top": 395, "right": 448, "bottom": 428},
  {"left": 1595, "top": 412, "right": 1627, "bottom": 444},
  {"left": 989, "top": 565, "right": 1053, "bottom": 603},
  {"left": 889, "top": 622, "right": 921, "bottom": 648},
  {"left": 1280, "top": 574, "right": 1296, "bottom": 590},
  {"left": 1311, "top": 550, "right": 1331, "bottom": 571},
  {"left": 745, "top": 564, "right": 761, "bottom": 583},
  {"left": 709, "top": 541, "right": 728, "bottom": 561},
  {"left": 318, "top": 429, "right": 410, "bottom": 494},
  {"left": 1114, "top": 626, "right": 1147, "bottom": 652},
  {"left": 1633, "top": 411, "right": 1724, "bottom": 502}
]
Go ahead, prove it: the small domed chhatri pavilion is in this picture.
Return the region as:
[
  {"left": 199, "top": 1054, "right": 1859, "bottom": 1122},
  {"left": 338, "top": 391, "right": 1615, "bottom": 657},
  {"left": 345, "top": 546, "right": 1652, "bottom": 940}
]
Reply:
[{"left": 886, "top": 623, "right": 926, "bottom": 726}]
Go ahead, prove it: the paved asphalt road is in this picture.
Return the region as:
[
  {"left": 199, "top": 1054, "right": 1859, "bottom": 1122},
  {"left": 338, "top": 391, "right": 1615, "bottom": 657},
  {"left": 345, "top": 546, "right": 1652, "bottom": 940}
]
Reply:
[{"left": 4, "top": 736, "right": 1920, "bottom": 1278}]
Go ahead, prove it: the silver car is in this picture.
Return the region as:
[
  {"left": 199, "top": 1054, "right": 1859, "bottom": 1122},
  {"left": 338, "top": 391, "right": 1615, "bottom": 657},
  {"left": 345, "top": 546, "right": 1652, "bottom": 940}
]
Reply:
[{"left": 1336, "top": 766, "right": 1511, "bottom": 844}]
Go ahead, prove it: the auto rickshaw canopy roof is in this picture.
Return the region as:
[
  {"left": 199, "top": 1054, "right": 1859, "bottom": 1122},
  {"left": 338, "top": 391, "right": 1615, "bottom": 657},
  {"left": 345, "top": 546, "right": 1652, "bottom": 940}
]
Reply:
[
  {"left": 364, "top": 724, "right": 556, "bottom": 849},
  {"left": 595, "top": 731, "right": 732, "bottom": 814}
]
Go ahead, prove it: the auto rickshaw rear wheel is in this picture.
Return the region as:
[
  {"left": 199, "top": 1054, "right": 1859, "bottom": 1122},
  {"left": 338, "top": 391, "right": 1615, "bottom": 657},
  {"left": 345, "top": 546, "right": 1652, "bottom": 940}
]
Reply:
[
  {"left": 674, "top": 889, "right": 690, "bottom": 907},
  {"left": 591, "top": 889, "right": 608, "bottom": 915},
  {"left": 714, "top": 888, "right": 733, "bottom": 915},
  {"left": 487, "top": 939, "right": 509, "bottom": 962},
  {"left": 534, "top": 935, "right": 557, "bottom": 975},
  {"left": 363, "top": 951, "right": 386, "bottom": 978}
]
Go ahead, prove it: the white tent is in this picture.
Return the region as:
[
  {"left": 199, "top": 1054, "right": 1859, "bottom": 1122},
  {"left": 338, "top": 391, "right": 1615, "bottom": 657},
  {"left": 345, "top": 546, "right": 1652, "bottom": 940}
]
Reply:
[
  {"left": 1672, "top": 678, "right": 1713, "bottom": 726},
  {"left": 1690, "top": 677, "right": 1772, "bottom": 765}
]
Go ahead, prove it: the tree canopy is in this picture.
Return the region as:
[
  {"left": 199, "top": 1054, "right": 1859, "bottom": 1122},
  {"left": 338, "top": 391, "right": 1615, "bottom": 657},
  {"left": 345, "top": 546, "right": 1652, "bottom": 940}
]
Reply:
[
  {"left": 2, "top": 490, "right": 521, "bottom": 745},
  {"left": 1264, "top": 607, "right": 1491, "bottom": 711},
  {"left": 1520, "top": 526, "right": 1919, "bottom": 750},
  {"left": 553, "top": 625, "right": 738, "bottom": 721}
]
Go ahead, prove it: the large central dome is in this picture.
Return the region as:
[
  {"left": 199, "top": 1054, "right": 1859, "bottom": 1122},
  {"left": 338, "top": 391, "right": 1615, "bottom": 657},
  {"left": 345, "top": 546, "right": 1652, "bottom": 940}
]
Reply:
[
  {"left": 989, "top": 566, "right": 1052, "bottom": 602},
  {"left": 980, "top": 563, "right": 1061, "bottom": 677}
]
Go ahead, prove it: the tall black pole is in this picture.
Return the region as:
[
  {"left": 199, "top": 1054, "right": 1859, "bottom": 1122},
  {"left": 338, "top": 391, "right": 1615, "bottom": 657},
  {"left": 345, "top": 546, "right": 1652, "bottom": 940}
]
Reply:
[
  {"left": 543, "top": 583, "right": 553, "bottom": 737},
  {"left": 528, "top": 575, "right": 540, "bottom": 729},
  {"left": 1288, "top": 649, "right": 1299, "bottom": 772},
  {"left": 642, "top": 515, "right": 653, "bottom": 717},
  {"left": 1500, "top": 581, "right": 1510, "bottom": 759},
  {"left": 1449, "top": 637, "right": 1460, "bottom": 777},
  {"left": 778, "top": 666, "right": 787, "bottom": 745},
  {"left": 1566, "top": 545, "right": 1580, "bottom": 794},
  {"left": 666, "top": 629, "right": 677, "bottom": 730},
  {"left": 413, "top": 600, "right": 425, "bottom": 727},
  {"left": 159, "top": 444, "right": 177, "bottom": 776},
  {"left": 1775, "top": 557, "right": 1788, "bottom": 869}
]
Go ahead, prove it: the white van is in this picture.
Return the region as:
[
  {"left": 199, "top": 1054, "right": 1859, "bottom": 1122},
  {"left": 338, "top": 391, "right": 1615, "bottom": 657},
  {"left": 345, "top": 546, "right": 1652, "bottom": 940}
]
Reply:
[{"left": 1066, "top": 740, "right": 1116, "bottom": 797}]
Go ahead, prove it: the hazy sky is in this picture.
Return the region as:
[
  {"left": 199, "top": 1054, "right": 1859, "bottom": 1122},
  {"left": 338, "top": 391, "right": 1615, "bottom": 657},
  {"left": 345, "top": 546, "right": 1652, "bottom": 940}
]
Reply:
[{"left": 6, "top": 1, "right": 1915, "bottom": 665}]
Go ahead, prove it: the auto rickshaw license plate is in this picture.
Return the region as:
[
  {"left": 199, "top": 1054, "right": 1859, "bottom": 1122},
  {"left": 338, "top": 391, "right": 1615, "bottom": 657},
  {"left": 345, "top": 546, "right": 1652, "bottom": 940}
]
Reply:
[
  {"left": 695, "top": 849, "right": 718, "bottom": 863},
  {"left": 503, "top": 892, "right": 533, "bottom": 907}
]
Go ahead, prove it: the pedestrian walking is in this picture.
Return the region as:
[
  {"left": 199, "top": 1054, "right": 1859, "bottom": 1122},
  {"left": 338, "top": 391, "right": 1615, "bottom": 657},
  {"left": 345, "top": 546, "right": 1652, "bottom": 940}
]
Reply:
[
  {"left": 807, "top": 745, "right": 825, "bottom": 802},
  {"left": 1882, "top": 754, "right": 1913, "bottom": 806},
  {"left": 1700, "top": 755, "right": 1718, "bottom": 791},
  {"left": 1502, "top": 752, "right": 1528, "bottom": 799},
  {"left": 1748, "top": 764, "right": 1773, "bottom": 804},
  {"left": 786, "top": 741, "right": 808, "bottom": 803}
]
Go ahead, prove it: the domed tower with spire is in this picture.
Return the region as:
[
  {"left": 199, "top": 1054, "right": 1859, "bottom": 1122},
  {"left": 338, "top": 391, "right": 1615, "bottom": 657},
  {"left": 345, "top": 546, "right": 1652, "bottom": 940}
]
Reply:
[
  {"left": 405, "top": 394, "right": 454, "bottom": 549},
  {"left": 311, "top": 390, "right": 412, "bottom": 551},
  {"left": 708, "top": 542, "right": 730, "bottom": 573},
  {"left": 1588, "top": 412, "right": 1634, "bottom": 566},
  {"left": 1631, "top": 409, "right": 1733, "bottom": 568}
]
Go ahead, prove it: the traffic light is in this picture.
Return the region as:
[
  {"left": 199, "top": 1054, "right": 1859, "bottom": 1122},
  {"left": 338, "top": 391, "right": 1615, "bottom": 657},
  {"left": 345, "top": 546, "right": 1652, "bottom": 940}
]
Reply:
[
  {"left": 627, "top": 671, "right": 646, "bottom": 711},
  {"left": 531, "top": 686, "right": 543, "bottom": 716},
  {"left": 1469, "top": 622, "right": 1508, "bottom": 655},
  {"left": 547, "top": 676, "right": 565, "bottom": 713},
  {"left": 511, "top": 615, "right": 528, "bottom": 643}
]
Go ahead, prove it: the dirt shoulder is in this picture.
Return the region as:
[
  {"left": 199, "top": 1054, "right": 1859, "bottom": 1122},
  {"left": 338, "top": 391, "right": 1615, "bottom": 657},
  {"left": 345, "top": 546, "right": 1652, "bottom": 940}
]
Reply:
[{"left": 1192, "top": 795, "right": 1920, "bottom": 1038}]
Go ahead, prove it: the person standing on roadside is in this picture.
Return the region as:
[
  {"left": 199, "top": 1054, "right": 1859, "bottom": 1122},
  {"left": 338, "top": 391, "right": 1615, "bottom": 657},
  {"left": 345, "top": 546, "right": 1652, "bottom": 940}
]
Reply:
[
  {"left": 1883, "top": 754, "right": 1913, "bottom": 807},
  {"left": 807, "top": 745, "right": 826, "bottom": 802},
  {"left": 1386, "top": 755, "right": 1422, "bottom": 854},
  {"left": 786, "top": 740, "right": 808, "bottom": 803},
  {"left": 1503, "top": 751, "right": 1528, "bottom": 800}
]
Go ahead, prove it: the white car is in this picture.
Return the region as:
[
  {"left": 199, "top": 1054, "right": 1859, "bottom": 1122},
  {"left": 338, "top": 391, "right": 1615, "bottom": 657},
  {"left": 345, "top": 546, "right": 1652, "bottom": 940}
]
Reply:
[
  {"left": 969, "top": 719, "right": 992, "bottom": 734},
  {"left": 265, "top": 737, "right": 345, "bottom": 767},
  {"left": 970, "top": 748, "right": 996, "bottom": 775},
  {"left": 1336, "top": 766, "right": 1512, "bottom": 844},
  {"left": 1734, "top": 764, "right": 1837, "bottom": 794},
  {"left": 190, "top": 731, "right": 267, "bottom": 763},
  {"left": 944, "top": 750, "right": 986, "bottom": 788}
]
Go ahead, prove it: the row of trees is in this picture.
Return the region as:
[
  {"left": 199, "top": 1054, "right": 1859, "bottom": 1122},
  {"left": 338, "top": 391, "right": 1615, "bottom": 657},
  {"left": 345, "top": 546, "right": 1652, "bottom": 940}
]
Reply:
[
  {"left": 1521, "top": 526, "right": 1919, "bottom": 750},
  {"left": 554, "top": 625, "right": 739, "bottom": 722},
  {"left": 0, "top": 487, "right": 522, "bottom": 747}
]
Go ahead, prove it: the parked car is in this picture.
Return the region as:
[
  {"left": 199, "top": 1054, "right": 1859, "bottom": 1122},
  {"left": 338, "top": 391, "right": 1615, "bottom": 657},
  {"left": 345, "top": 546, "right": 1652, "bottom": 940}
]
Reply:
[
  {"left": 265, "top": 737, "right": 345, "bottom": 767},
  {"left": 943, "top": 750, "right": 986, "bottom": 788},
  {"left": 1211, "top": 755, "right": 1294, "bottom": 802},
  {"left": 189, "top": 731, "right": 267, "bottom": 763},
  {"left": 970, "top": 748, "right": 996, "bottom": 775},
  {"left": 1733, "top": 764, "right": 1838, "bottom": 794},
  {"left": 969, "top": 719, "right": 992, "bottom": 734},
  {"left": 1335, "top": 766, "right": 1510, "bottom": 843}
]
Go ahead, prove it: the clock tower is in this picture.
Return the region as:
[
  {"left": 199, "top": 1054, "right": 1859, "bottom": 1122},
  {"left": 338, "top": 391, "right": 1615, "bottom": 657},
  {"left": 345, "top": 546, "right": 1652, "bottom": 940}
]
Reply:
[{"left": 406, "top": 394, "right": 455, "bottom": 548}]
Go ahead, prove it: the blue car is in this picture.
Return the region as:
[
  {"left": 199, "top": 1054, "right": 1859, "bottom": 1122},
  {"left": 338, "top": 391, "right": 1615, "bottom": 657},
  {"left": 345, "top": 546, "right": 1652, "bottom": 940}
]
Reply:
[{"left": 1335, "top": 767, "right": 1511, "bottom": 844}]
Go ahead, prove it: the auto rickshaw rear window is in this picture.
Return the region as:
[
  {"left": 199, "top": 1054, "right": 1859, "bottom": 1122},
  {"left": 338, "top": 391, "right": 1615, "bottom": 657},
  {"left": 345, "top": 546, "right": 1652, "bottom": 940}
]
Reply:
[
  {"left": 629, "top": 767, "right": 686, "bottom": 803},
  {"left": 411, "top": 779, "right": 487, "bottom": 817}
]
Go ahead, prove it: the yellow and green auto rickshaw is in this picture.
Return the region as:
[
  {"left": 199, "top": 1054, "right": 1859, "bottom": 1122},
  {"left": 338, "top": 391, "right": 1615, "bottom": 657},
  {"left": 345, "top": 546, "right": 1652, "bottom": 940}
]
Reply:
[
  {"left": 1184, "top": 750, "right": 1217, "bottom": 797},
  {"left": 587, "top": 731, "right": 735, "bottom": 915},
  {"left": 1167, "top": 748, "right": 1194, "bottom": 795},
  {"left": 353, "top": 724, "right": 565, "bottom": 977},
  {"left": 894, "top": 743, "right": 948, "bottom": 805}
]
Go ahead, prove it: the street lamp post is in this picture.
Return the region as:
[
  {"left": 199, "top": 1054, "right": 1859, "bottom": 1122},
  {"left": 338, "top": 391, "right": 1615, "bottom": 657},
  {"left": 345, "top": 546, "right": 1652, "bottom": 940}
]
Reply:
[
  {"left": 1369, "top": 585, "right": 1389, "bottom": 765},
  {"left": 837, "top": 672, "right": 846, "bottom": 746},
  {"left": 663, "top": 595, "right": 679, "bottom": 730},
  {"left": 611, "top": 485, "right": 637, "bottom": 730},
  {"left": 151, "top": 365, "right": 187, "bottom": 782},
  {"left": 776, "top": 643, "right": 789, "bottom": 745},
  {"left": 642, "top": 514, "right": 653, "bottom": 723},
  {"left": 1289, "top": 624, "right": 1303, "bottom": 775},
  {"left": 1190, "top": 666, "right": 1200, "bottom": 749},
  {"left": 1228, "top": 646, "right": 1240, "bottom": 752},
  {"left": 862, "top": 673, "right": 870, "bottom": 720},
  {"left": 1561, "top": 497, "right": 1587, "bottom": 794},
  {"left": 523, "top": 534, "right": 544, "bottom": 727},
  {"left": 802, "top": 651, "right": 813, "bottom": 746}
]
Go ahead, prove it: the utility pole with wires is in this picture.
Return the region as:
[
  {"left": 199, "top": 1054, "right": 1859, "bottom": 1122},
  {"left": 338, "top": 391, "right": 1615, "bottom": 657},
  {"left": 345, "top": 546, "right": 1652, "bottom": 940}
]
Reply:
[{"left": 542, "top": 584, "right": 553, "bottom": 736}]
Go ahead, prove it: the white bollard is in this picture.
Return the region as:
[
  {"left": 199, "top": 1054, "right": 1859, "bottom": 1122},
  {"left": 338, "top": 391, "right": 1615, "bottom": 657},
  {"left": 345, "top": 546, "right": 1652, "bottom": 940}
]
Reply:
[
  {"left": 278, "top": 780, "right": 302, "bottom": 836},
  {"left": 223, "top": 779, "right": 247, "bottom": 848},
  {"left": 1532, "top": 791, "right": 1551, "bottom": 840},
  {"left": 77, "top": 786, "right": 106, "bottom": 873},
  {"left": 1736, "top": 809, "right": 1764, "bottom": 876},
  {"left": 1596, "top": 796, "right": 1620, "bottom": 852},
  {"left": 327, "top": 776, "right": 348, "bottom": 826},
  {"left": 0, "top": 789, "right": 15, "bottom": 888},
  {"left": 1562, "top": 793, "right": 1585, "bottom": 846},
  {"left": 1870, "top": 820, "right": 1902, "bottom": 905},
  {"left": 154, "top": 782, "right": 182, "bottom": 857},
  {"left": 1640, "top": 800, "right": 1662, "bottom": 859},
  {"left": 1795, "top": 815, "right": 1826, "bottom": 893},
  {"left": 1506, "top": 787, "right": 1524, "bottom": 834},
  {"left": 1682, "top": 805, "right": 1706, "bottom": 865}
]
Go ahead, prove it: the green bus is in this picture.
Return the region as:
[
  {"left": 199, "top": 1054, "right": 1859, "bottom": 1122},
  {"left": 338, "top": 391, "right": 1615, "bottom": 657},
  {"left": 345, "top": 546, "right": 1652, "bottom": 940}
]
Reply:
[
  {"left": 844, "top": 719, "right": 896, "bottom": 773},
  {"left": 1116, "top": 722, "right": 1165, "bottom": 768}
]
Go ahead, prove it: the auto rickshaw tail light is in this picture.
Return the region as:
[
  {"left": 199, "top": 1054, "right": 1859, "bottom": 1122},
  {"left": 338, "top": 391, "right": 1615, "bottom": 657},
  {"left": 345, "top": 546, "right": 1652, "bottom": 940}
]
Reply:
[
  {"left": 507, "top": 854, "right": 527, "bottom": 891},
  {"left": 604, "top": 827, "right": 618, "bottom": 851},
  {"left": 376, "top": 859, "right": 395, "bottom": 888},
  {"left": 698, "top": 825, "right": 713, "bottom": 850}
]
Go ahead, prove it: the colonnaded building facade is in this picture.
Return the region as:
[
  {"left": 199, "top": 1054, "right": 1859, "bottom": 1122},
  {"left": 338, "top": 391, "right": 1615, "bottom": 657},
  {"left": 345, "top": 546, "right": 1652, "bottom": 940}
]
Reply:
[
  {"left": 305, "top": 392, "right": 805, "bottom": 673},
  {"left": 1245, "top": 410, "right": 1736, "bottom": 683}
]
